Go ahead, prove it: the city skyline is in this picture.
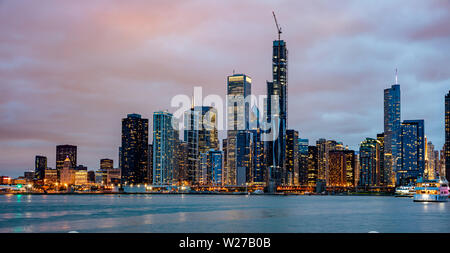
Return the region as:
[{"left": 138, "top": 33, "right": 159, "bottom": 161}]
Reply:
[{"left": 1, "top": 0, "right": 450, "bottom": 176}]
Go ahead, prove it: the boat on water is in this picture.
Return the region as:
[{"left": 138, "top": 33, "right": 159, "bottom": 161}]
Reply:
[
  {"left": 413, "top": 177, "right": 449, "bottom": 202},
  {"left": 394, "top": 185, "right": 415, "bottom": 197}
]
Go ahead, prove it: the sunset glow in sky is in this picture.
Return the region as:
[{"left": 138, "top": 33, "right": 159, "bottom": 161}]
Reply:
[{"left": 1, "top": 0, "right": 449, "bottom": 176}]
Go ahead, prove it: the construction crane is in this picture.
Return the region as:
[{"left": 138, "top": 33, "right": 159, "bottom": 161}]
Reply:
[{"left": 272, "top": 11, "right": 282, "bottom": 41}]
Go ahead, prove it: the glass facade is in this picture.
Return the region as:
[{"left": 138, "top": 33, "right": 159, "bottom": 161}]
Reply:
[
  {"left": 384, "top": 84, "right": 401, "bottom": 186},
  {"left": 35, "top": 155, "right": 47, "bottom": 180},
  {"left": 398, "top": 120, "right": 425, "bottom": 186},
  {"left": 445, "top": 91, "right": 450, "bottom": 182},
  {"left": 358, "top": 138, "right": 381, "bottom": 187},
  {"left": 153, "top": 111, "right": 178, "bottom": 185}
]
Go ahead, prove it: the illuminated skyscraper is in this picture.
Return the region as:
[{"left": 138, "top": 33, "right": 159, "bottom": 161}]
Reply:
[
  {"left": 384, "top": 75, "right": 401, "bottom": 186},
  {"left": 397, "top": 120, "right": 425, "bottom": 185},
  {"left": 328, "top": 150, "right": 356, "bottom": 187},
  {"left": 307, "top": 146, "right": 319, "bottom": 187},
  {"left": 359, "top": 138, "right": 381, "bottom": 187},
  {"left": 184, "top": 106, "right": 219, "bottom": 185},
  {"left": 445, "top": 91, "right": 450, "bottom": 181},
  {"left": 56, "top": 145, "right": 77, "bottom": 180},
  {"left": 121, "top": 113, "right": 149, "bottom": 185},
  {"left": 226, "top": 74, "right": 251, "bottom": 185},
  {"left": 265, "top": 38, "right": 288, "bottom": 190},
  {"left": 298, "top": 139, "right": 309, "bottom": 185},
  {"left": 285, "top": 129, "right": 299, "bottom": 185},
  {"left": 35, "top": 155, "right": 47, "bottom": 180},
  {"left": 153, "top": 111, "right": 178, "bottom": 185}
]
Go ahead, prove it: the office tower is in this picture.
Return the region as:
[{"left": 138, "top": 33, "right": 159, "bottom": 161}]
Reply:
[
  {"left": 250, "top": 129, "right": 265, "bottom": 184},
  {"left": 445, "top": 91, "right": 450, "bottom": 181},
  {"left": 358, "top": 138, "right": 381, "bottom": 187},
  {"left": 176, "top": 141, "right": 188, "bottom": 184},
  {"left": 316, "top": 139, "right": 338, "bottom": 185},
  {"left": 265, "top": 37, "right": 288, "bottom": 189},
  {"left": 328, "top": 150, "right": 356, "bottom": 187},
  {"left": 99, "top": 159, "right": 113, "bottom": 184},
  {"left": 148, "top": 144, "right": 153, "bottom": 183},
  {"left": 285, "top": 129, "right": 299, "bottom": 185},
  {"left": 153, "top": 111, "right": 178, "bottom": 185},
  {"left": 307, "top": 146, "right": 319, "bottom": 187},
  {"left": 236, "top": 130, "right": 254, "bottom": 185},
  {"left": 397, "top": 120, "right": 425, "bottom": 185},
  {"left": 209, "top": 150, "right": 223, "bottom": 186},
  {"left": 121, "top": 113, "right": 149, "bottom": 185},
  {"left": 425, "top": 141, "right": 437, "bottom": 179},
  {"left": 60, "top": 156, "right": 75, "bottom": 185},
  {"left": 222, "top": 139, "right": 228, "bottom": 184},
  {"left": 56, "top": 145, "right": 77, "bottom": 179},
  {"left": 35, "top": 155, "right": 47, "bottom": 180},
  {"left": 384, "top": 80, "right": 401, "bottom": 186},
  {"left": 184, "top": 106, "right": 219, "bottom": 185},
  {"left": 377, "top": 133, "right": 387, "bottom": 186},
  {"left": 226, "top": 74, "right": 252, "bottom": 185},
  {"left": 298, "top": 139, "right": 309, "bottom": 185},
  {"left": 198, "top": 152, "right": 209, "bottom": 185}
]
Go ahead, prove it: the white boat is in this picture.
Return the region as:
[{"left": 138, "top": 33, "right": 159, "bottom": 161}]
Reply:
[
  {"left": 413, "top": 177, "right": 449, "bottom": 202},
  {"left": 394, "top": 185, "right": 415, "bottom": 197}
]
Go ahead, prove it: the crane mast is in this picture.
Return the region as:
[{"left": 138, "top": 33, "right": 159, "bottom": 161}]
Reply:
[{"left": 272, "top": 11, "right": 282, "bottom": 41}]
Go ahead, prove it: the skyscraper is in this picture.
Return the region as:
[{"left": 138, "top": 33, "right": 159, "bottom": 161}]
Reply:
[
  {"left": 328, "top": 150, "right": 356, "bottom": 187},
  {"left": 236, "top": 130, "right": 254, "bottom": 184},
  {"left": 307, "top": 146, "right": 319, "bottom": 187},
  {"left": 384, "top": 78, "right": 401, "bottom": 186},
  {"left": 298, "top": 139, "right": 309, "bottom": 185},
  {"left": 121, "top": 113, "right": 149, "bottom": 185},
  {"left": 226, "top": 74, "right": 251, "bottom": 185},
  {"left": 376, "top": 133, "right": 387, "bottom": 186},
  {"left": 445, "top": 91, "right": 450, "bottom": 181},
  {"left": 153, "top": 111, "right": 178, "bottom": 185},
  {"left": 285, "top": 129, "right": 299, "bottom": 186},
  {"left": 56, "top": 145, "right": 77, "bottom": 180},
  {"left": 265, "top": 38, "right": 288, "bottom": 190},
  {"left": 35, "top": 155, "right": 47, "bottom": 180},
  {"left": 398, "top": 120, "right": 425, "bottom": 185},
  {"left": 184, "top": 106, "right": 219, "bottom": 185},
  {"left": 359, "top": 138, "right": 381, "bottom": 187}
]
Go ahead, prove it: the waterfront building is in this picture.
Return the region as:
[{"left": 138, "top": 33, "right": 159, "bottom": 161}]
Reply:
[
  {"left": 298, "top": 138, "right": 309, "bottom": 185},
  {"left": 384, "top": 80, "right": 401, "bottom": 186},
  {"left": 44, "top": 168, "right": 57, "bottom": 184},
  {"left": 24, "top": 171, "right": 35, "bottom": 182},
  {"left": 107, "top": 168, "right": 121, "bottom": 185},
  {"left": 56, "top": 145, "right": 77, "bottom": 180},
  {"left": 445, "top": 91, "right": 450, "bottom": 181},
  {"left": 236, "top": 130, "right": 254, "bottom": 184},
  {"left": 285, "top": 129, "right": 299, "bottom": 185},
  {"left": 316, "top": 139, "right": 339, "bottom": 185},
  {"left": 397, "top": 120, "right": 425, "bottom": 185},
  {"left": 148, "top": 144, "right": 153, "bottom": 183},
  {"left": 425, "top": 141, "right": 437, "bottom": 179},
  {"left": 377, "top": 133, "right": 388, "bottom": 186},
  {"left": 35, "top": 155, "right": 47, "bottom": 180},
  {"left": 74, "top": 170, "right": 88, "bottom": 185},
  {"left": 307, "top": 146, "right": 319, "bottom": 187},
  {"left": 121, "top": 113, "right": 149, "bottom": 185},
  {"left": 250, "top": 129, "right": 265, "bottom": 184},
  {"left": 60, "top": 157, "right": 75, "bottom": 185},
  {"left": 358, "top": 138, "right": 381, "bottom": 187},
  {"left": 87, "top": 171, "right": 96, "bottom": 183},
  {"left": 222, "top": 139, "right": 228, "bottom": 184},
  {"left": 153, "top": 111, "right": 178, "bottom": 185},
  {"left": 209, "top": 150, "right": 223, "bottom": 185},
  {"left": 184, "top": 106, "right": 219, "bottom": 185},
  {"left": 226, "top": 74, "right": 252, "bottom": 185},
  {"left": 328, "top": 150, "right": 356, "bottom": 187},
  {"left": 265, "top": 38, "right": 288, "bottom": 191}
]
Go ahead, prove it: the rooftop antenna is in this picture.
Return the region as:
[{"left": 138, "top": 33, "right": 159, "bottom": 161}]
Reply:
[
  {"left": 395, "top": 68, "right": 398, "bottom": 84},
  {"left": 272, "top": 11, "right": 282, "bottom": 41}
]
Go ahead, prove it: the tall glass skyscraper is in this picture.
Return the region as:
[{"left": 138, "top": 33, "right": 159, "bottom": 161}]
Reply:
[
  {"left": 384, "top": 82, "right": 401, "bottom": 186},
  {"left": 358, "top": 138, "right": 381, "bottom": 187},
  {"left": 298, "top": 139, "right": 309, "bottom": 185},
  {"left": 153, "top": 111, "right": 178, "bottom": 185},
  {"left": 266, "top": 39, "right": 288, "bottom": 189},
  {"left": 184, "top": 106, "right": 219, "bottom": 185},
  {"left": 445, "top": 91, "right": 450, "bottom": 181},
  {"left": 226, "top": 74, "right": 251, "bottom": 185},
  {"left": 398, "top": 120, "right": 425, "bottom": 185},
  {"left": 285, "top": 129, "right": 299, "bottom": 186},
  {"left": 121, "top": 113, "right": 149, "bottom": 184}
]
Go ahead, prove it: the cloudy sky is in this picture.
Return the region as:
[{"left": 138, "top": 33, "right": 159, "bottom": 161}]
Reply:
[{"left": 1, "top": 0, "right": 449, "bottom": 176}]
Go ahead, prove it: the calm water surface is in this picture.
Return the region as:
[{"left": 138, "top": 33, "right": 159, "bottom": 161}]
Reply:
[{"left": 0, "top": 194, "right": 448, "bottom": 233}]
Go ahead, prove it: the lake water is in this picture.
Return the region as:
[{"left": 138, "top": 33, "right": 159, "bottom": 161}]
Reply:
[{"left": 0, "top": 194, "right": 448, "bottom": 233}]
